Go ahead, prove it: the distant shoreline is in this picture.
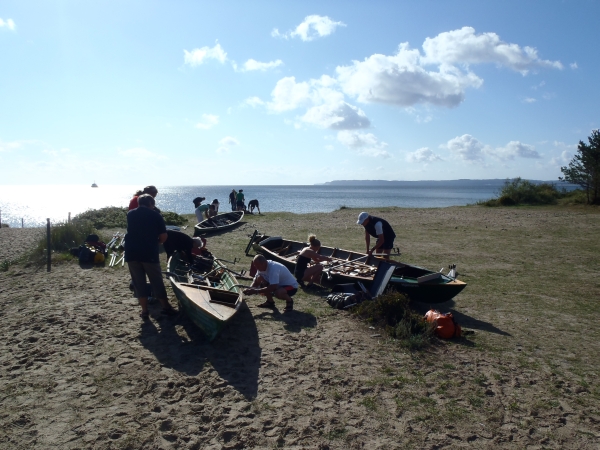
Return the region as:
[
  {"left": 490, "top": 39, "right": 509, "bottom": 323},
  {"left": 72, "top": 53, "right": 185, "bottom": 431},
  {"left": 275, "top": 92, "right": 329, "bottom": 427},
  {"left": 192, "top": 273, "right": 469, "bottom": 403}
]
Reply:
[{"left": 317, "top": 178, "right": 573, "bottom": 186}]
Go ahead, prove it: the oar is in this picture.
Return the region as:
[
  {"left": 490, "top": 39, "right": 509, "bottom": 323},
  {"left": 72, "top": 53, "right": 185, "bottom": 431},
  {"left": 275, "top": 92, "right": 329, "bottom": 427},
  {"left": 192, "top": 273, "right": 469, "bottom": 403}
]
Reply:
[{"left": 324, "top": 255, "right": 370, "bottom": 279}]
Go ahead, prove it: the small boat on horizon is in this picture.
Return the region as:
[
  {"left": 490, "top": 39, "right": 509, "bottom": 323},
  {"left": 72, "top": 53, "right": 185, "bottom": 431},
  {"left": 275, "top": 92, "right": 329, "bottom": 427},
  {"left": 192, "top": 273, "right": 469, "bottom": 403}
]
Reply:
[{"left": 91, "top": 182, "right": 98, "bottom": 188}]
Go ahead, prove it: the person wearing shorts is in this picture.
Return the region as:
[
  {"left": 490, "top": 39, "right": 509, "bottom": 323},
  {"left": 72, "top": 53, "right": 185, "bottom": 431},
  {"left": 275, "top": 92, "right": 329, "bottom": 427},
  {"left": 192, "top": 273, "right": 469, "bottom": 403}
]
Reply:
[
  {"left": 243, "top": 255, "right": 298, "bottom": 312},
  {"left": 125, "top": 194, "right": 177, "bottom": 319},
  {"left": 236, "top": 189, "right": 245, "bottom": 211},
  {"left": 356, "top": 212, "right": 397, "bottom": 259}
]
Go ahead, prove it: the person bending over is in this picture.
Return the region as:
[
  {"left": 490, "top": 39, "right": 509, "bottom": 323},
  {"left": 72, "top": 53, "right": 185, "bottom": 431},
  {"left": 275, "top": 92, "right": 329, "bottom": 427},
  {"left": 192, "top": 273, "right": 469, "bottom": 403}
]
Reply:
[
  {"left": 125, "top": 194, "right": 177, "bottom": 319},
  {"left": 163, "top": 230, "right": 205, "bottom": 264},
  {"left": 193, "top": 197, "right": 209, "bottom": 222},
  {"left": 294, "top": 235, "right": 331, "bottom": 287},
  {"left": 243, "top": 255, "right": 298, "bottom": 312},
  {"left": 356, "top": 212, "right": 397, "bottom": 259},
  {"left": 248, "top": 199, "right": 260, "bottom": 214}
]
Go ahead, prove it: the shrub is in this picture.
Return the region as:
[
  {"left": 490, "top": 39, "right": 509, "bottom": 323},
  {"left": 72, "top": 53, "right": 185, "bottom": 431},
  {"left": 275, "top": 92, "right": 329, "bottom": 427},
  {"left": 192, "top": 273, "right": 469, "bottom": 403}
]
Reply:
[
  {"left": 31, "top": 221, "right": 97, "bottom": 259},
  {"left": 351, "top": 291, "right": 434, "bottom": 349},
  {"left": 161, "top": 211, "right": 188, "bottom": 226},
  {"left": 479, "top": 177, "right": 566, "bottom": 206},
  {"left": 72, "top": 207, "right": 128, "bottom": 229}
]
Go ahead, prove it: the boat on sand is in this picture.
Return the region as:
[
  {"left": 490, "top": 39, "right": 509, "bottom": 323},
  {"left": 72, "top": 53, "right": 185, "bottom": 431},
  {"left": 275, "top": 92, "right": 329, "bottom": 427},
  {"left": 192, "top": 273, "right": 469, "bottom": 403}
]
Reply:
[
  {"left": 167, "top": 251, "right": 243, "bottom": 341},
  {"left": 194, "top": 211, "right": 244, "bottom": 236},
  {"left": 249, "top": 233, "right": 466, "bottom": 303}
]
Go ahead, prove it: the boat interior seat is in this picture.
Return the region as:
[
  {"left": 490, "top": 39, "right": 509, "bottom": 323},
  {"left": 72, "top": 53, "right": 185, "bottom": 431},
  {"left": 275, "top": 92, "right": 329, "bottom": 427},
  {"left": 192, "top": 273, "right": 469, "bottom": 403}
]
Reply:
[{"left": 417, "top": 272, "right": 443, "bottom": 284}]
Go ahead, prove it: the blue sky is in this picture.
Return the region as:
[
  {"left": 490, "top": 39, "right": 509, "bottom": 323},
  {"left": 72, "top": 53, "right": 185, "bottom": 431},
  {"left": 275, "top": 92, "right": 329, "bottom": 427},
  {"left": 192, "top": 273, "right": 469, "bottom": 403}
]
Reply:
[{"left": 0, "top": 1, "right": 598, "bottom": 185}]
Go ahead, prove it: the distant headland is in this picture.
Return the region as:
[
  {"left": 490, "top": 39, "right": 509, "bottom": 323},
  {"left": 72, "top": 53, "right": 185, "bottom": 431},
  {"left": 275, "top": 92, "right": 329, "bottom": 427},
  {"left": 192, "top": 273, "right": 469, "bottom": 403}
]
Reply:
[{"left": 316, "top": 179, "right": 560, "bottom": 186}]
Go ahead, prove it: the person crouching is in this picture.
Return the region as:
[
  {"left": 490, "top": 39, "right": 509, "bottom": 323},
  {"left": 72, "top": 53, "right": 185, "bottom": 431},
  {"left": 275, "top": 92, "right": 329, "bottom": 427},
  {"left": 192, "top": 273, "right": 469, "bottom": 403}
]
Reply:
[{"left": 243, "top": 255, "right": 298, "bottom": 312}]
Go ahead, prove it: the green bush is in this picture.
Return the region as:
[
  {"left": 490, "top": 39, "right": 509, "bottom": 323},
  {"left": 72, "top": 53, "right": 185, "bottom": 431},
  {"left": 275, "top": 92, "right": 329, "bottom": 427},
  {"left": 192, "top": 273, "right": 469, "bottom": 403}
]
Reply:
[
  {"left": 31, "top": 221, "right": 97, "bottom": 258},
  {"left": 72, "top": 207, "right": 128, "bottom": 229},
  {"left": 162, "top": 211, "right": 188, "bottom": 226},
  {"left": 72, "top": 207, "right": 187, "bottom": 228},
  {"left": 478, "top": 177, "right": 572, "bottom": 207},
  {"left": 351, "top": 291, "right": 433, "bottom": 349}
]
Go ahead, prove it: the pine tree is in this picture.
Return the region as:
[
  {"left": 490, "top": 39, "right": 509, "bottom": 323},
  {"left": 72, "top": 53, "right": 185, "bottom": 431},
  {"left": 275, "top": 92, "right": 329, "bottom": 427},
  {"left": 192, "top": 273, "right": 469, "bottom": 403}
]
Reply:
[{"left": 560, "top": 130, "right": 600, "bottom": 204}]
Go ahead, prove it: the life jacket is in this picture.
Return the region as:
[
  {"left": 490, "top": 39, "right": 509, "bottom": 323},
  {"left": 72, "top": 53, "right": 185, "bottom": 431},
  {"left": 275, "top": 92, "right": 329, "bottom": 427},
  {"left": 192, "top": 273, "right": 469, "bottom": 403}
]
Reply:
[
  {"left": 424, "top": 309, "right": 462, "bottom": 339},
  {"left": 364, "top": 216, "right": 396, "bottom": 240}
]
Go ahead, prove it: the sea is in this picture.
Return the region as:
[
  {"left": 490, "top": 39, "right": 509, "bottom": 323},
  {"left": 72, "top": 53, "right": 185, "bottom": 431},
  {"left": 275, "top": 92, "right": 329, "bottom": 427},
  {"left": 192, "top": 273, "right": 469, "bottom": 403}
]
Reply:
[{"left": 0, "top": 180, "right": 573, "bottom": 227}]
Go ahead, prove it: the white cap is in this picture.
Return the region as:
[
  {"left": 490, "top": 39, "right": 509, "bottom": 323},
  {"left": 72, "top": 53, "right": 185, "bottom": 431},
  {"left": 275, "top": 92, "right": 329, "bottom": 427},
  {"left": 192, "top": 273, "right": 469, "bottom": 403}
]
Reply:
[
  {"left": 192, "top": 237, "right": 205, "bottom": 248},
  {"left": 357, "top": 212, "right": 369, "bottom": 225}
]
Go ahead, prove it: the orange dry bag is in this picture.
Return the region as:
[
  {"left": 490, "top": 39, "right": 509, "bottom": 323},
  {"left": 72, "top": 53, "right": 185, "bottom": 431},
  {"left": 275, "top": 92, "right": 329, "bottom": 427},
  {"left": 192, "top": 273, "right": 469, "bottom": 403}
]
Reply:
[{"left": 424, "top": 310, "right": 462, "bottom": 339}]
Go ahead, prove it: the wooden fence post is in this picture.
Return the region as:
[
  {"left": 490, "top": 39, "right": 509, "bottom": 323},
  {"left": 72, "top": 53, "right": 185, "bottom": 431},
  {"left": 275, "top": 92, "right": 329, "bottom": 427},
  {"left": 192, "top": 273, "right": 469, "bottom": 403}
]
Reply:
[{"left": 46, "top": 218, "right": 51, "bottom": 272}]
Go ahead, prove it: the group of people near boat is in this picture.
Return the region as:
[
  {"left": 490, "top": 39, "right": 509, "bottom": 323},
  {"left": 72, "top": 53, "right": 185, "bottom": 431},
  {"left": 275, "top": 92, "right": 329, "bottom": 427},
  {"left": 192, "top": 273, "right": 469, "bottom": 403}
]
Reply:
[
  {"left": 124, "top": 185, "right": 395, "bottom": 317},
  {"left": 228, "top": 189, "right": 260, "bottom": 214},
  {"left": 243, "top": 212, "right": 396, "bottom": 312}
]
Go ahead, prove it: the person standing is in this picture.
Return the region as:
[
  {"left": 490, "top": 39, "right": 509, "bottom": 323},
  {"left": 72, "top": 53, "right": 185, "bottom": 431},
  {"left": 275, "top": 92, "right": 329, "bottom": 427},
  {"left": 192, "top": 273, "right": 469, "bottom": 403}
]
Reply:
[
  {"left": 244, "top": 255, "right": 298, "bottom": 312},
  {"left": 208, "top": 199, "right": 219, "bottom": 218},
  {"left": 125, "top": 194, "right": 177, "bottom": 319},
  {"left": 229, "top": 189, "right": 237, "bottom": 211},
  {"left": 236, "top": 189, "right": 245, "bottom": 211},
  {"left": 356, "top": 212, "right": 396, "bottom": 258},
  {"left": 129, "top": 185, "right": 158, "bottom": 210}
]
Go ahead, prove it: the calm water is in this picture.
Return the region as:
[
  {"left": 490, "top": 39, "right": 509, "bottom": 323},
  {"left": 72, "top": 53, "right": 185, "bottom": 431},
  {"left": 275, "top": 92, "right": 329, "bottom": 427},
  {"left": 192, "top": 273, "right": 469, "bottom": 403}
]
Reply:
[{"left": 0, "top": 180, "right": 567, "bottom": 227}]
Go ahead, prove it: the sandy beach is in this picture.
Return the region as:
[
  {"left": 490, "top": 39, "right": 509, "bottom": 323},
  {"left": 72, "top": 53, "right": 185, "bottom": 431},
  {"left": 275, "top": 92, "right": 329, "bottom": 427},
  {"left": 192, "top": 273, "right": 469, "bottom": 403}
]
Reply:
[{"left": 1, "top": 206, "right": 599, "bottom": 449}]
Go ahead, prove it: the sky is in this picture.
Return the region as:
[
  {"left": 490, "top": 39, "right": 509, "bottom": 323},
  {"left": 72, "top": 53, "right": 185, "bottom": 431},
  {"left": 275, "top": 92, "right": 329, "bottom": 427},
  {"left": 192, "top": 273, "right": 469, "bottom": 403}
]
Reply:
[{"left": 0, "top": 0, "right": 598, "bottom": 185}]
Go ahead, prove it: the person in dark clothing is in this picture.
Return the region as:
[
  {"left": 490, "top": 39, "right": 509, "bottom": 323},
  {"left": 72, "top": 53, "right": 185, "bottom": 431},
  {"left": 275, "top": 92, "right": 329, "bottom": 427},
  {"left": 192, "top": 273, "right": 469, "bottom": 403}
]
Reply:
[
  {"left": 248, "top": 199, "right": 260, "bottom": 214},
  {"left": 294, "top": 235, "right": 332, "bottom": 287},
  {"left": 229, "top": 190, "right": 237, "bottom": 211},
  {"left": 163, "top": 230, "right": 205, "bottom": 264},
  {"left": 125, "top": 194, "right": 177, "bottom": 319},
  {"left": 356, "top": 212, "right": 396, "bottom": 259}
]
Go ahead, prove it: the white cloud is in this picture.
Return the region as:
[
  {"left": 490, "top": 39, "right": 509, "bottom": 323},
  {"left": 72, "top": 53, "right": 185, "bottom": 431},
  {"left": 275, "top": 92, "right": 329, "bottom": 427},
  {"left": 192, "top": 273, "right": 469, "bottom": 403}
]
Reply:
[
  {"left": 532, "top": 81, "right": 545, "bottom": 90},
  {"left": 570, "top": 62, "right": 578, "bottom": 70},
  {"left": 268, "top": 76, "right": 313, "bottom": 112},
  {"left": 243, "top": 96, "right": 265, "bottom": 108},
  {"left": 217, "top": 136, "right": 239, "bottom": 153},
  {"left": 302, "top": 101, "right": 370, "bottom": 129},
  {"left": 242, "top": 59, "right": 283, "bottom": 72},
  {"left": 0, "top": 139, "right": 24, "bottom": 152},
  {"left": 406, "top": 147, "right": 442, "bottom": 163},
  {"left": 272, "top": 15, "right": 345, "bottom": 41},
  {"left": 0, "top": 18, "right": 16, "bottom": 30},
  {"left": 195, "top": 114, "right": 219, "bottom": 130},
  {"left": 119, "top": 147, "right": 167, "bottom": 160},
  {"left": 336, "top": 43, "right": 483, "bottom": 108},
  {"left": 445, "top": 135, "right": 540, "bottom": 162},
  {"left": 267, "top": 76, "right": 371, "bottom": 130},
  {"left": 337, "top": 131, "right": 390, "bottom": 158},
  {"left": 491, "top": 141, "right": 541, "bottom": 160},
  {"left": 421, "top": 27, "right": 563, "bottom": 74},
  {"left": 524, "top": 97, "right": 536, "bottom": 103},
  {"left": 184, "top": 42, "right": 227, "bottom": 66},
  {"left": 446, "top": 134, "right": 485, "bottom": 161}
]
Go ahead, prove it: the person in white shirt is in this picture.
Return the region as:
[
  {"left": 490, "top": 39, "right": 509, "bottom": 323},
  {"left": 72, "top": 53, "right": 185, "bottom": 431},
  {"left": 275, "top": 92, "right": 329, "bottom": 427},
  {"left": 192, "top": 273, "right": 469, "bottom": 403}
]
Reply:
[
  {"left": 193, "top": 197, "right": 209, "bottom": 222},
  {"left": 244, "top": 255, "right": 298, "bottom": 312}
]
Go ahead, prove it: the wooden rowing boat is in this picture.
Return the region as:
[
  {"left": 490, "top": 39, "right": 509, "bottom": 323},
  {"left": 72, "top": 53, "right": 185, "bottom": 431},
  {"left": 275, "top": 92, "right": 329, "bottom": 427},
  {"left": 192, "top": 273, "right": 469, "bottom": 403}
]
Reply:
[
  {"left": 250, "top": 234, "right": 466, "bottom": 303},
  {"left": 194, "top": 211, "right": 244, "bottom": 236},
  {"left": 167, "top": 251, "right": 243, "bottom": 341}
]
